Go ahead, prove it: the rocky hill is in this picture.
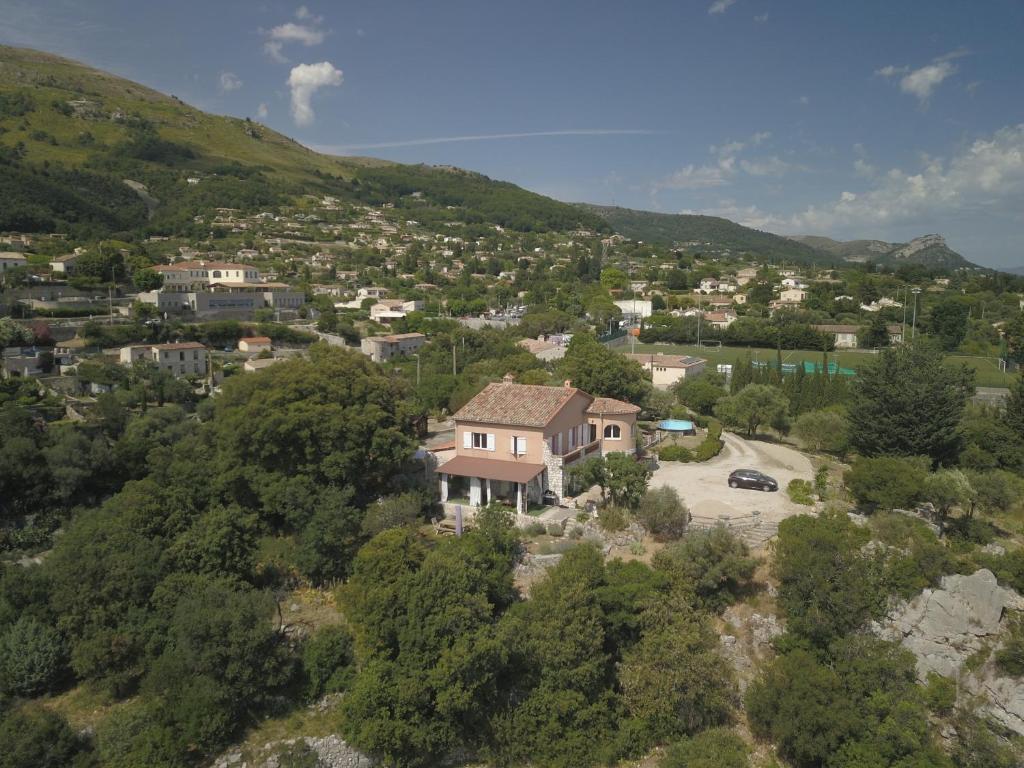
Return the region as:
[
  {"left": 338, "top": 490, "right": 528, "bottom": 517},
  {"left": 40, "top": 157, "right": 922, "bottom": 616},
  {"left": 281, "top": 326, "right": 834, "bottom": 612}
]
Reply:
[
  {"left": 791, "top": 233, "right": 976, "bottom": 269},
  {"left": 0, "top": 46, "right": 608, "bottom": 238}
]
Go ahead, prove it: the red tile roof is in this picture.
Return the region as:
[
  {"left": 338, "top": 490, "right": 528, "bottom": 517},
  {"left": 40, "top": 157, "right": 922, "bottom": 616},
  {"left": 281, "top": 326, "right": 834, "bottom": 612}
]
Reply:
[
  {"left": 587, "top": 397, "right": 641, "bottom": 416},
  {"left": 454, "top": 382, "right": 590, "bottom": 428}
]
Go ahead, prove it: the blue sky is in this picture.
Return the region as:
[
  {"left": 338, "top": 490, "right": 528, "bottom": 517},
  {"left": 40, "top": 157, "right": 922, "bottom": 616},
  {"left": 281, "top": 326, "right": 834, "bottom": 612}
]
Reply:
[{"left": 2, "top": 1, "right": 1023, "bottom": 267}]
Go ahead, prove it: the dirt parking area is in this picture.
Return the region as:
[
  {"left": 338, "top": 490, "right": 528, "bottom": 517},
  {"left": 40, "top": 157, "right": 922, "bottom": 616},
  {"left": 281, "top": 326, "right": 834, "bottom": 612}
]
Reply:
[{"left": 650, "top": 432, "right": 815, "bottom": 525}]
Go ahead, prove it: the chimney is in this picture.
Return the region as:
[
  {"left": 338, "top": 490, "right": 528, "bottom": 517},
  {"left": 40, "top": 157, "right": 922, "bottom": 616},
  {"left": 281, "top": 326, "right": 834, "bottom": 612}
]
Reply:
[
  {"left": 564, "top": 379, "right": 572, "bottom": 388},
  {"left": 503, "top": 372, "right": 516, "bottom": 383}
]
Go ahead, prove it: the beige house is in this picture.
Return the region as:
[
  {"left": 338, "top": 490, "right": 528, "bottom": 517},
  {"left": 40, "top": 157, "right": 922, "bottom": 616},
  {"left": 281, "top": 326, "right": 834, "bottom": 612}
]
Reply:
[
  {"left": 120, "top": 342, "right": 208, "bottom": 378},
  {"left": 627, "top": 353, "right": 707, "bottom": 389},
  {"left": 0, "top": 252, "right": 28, "bottom": 273},
  {"left": 360, "top": 332, "right": 426, "bottom": 363},
  {"left": 779, "top": 287, "right": 808, "bottom": 303},
  {"left": 50, "top": 253, "right": 81, "bottom": 275},
  {"left": 438, "top": 379, "right": 640, "bottom": 511},
  {"left": 238, "top": 336, "right": 272, "bottom": 355},
  {"left": 812, "top": 324, "right": 861, "bottom": 349}
]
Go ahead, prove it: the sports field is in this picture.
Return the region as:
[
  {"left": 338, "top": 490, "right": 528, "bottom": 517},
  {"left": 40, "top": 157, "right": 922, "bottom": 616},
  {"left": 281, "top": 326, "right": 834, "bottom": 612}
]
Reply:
[{"left": 625, "top": 342, "right": 1013, "bottom": 388}]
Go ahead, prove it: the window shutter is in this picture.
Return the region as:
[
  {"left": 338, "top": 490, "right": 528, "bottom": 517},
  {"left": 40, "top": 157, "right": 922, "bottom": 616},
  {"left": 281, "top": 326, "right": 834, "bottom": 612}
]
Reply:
[
  {"left": 463, "top": 431, "right": 472, "bottom": 449},
  {"left": 487, "top": 433, "right": 495, "bottom": 451},
  {"left": 510, "top": 436, "right": 516, "bottom": 454}
]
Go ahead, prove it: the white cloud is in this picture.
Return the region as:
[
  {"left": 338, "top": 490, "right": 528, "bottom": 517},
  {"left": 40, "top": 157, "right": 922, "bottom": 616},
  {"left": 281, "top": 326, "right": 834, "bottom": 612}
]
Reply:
[
  {"left": 219, "top": 71, "right": 242, "bottom": 92},
  {"left": 256, "top": 102, "right": 269, "bottom": 119},
  {"left": 764, "top": 124, "right": 1024, "bottom": 234},
  {"left": 658, "top": 131, "right": 789, "bottom": 191},
  {"left": 798, "top": 95, "right": 810, "bottom": 105},
  {"left": 269, "top": 22, "right": 325, "bottom": 46},
  {"left": 287, "top": 61, "right": 343, "bottom": 126},
  {"left": 754, "top": 12, "right": 768, "bottom": 22},
  {"left": 740, "top": 155, "right": 791, "bottom": 176},
  {"left": 876, "top": 50, "right": 968, "bottom": 104},
  {"left": 656, "top": 164, "right": 731, "bottom": 190},
  {"left": 853, "top": 158, "right": 876, "bottom": 178},
  {"left": 708, "top": 0, "right": 737, "bottom": 14},
  {"left": 264, "top": 41, "right": 288, "bottom": 63}
]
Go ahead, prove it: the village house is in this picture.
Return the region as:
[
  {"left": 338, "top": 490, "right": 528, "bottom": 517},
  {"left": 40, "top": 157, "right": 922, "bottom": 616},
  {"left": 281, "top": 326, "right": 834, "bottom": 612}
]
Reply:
[
  {"left": 369, "top": 298, "right": 424, "bottom": 324},
  {"left": 243, "top": 357, "right": 285, "bottom": 373},
  {"left": 238, "top": 336, "right": 272, "bottom": 356},
  {"left": 437, "top": 379, "right": 641, "bottom": 512},
  {"left": 0, "top": 252, "right": 28, "bottom": 274},
  {"left": 703, "top": 310, "right": 738, "bottom": 330},
  {"left": 812, "top": 324, "right": 861, "bottom": 349},
  {"left": 119, "top": 342, "right": 208, "bottom": 378},
  {"left": 141, "top": 261, "right": 303, "bottom": 316},
  {"left": 49, "top": 253, "right": 82, "bottom": 276},
  {"left": 360, "top": 332, "right": 426, "bottom": 363},
  {"left": 627, "top": 353, "right": 707, "bottom": 389},
  {"left": 779, "top": 287, "right": 808, "bottom": 303},
  {"left": 735, "top": 267, "right": 758, "bottom": 285}
]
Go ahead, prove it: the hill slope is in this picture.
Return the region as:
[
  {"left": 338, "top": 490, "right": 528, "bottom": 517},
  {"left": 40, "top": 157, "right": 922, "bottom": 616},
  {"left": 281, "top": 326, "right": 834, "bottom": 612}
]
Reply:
[
  {"left": 790, "top": 233, "right": 975, "bottom": 269},
  {"left": 0, "top": 46, "right": 608, "bottom": 237},
  {"left": 579, "top": 204, "right": 831, "bottom": 264}
]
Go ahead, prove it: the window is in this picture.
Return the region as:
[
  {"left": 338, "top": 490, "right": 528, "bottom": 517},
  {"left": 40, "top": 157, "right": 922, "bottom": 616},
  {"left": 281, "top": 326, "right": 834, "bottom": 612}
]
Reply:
[
  {"left": 511, "top": 436, "right": 527, "bottom": 456},
  {"left": 604, "top": 424, "right": 621, "bottom": 440},
  {"left": 466, "top": 432, "right": 494, "bottom": 451}
]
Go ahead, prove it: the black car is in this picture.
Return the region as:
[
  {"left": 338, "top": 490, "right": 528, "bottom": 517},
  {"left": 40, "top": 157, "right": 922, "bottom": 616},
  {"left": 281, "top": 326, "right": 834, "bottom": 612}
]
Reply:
[{"left": 728, "top": 469, "right": 778, "bottom": 492}]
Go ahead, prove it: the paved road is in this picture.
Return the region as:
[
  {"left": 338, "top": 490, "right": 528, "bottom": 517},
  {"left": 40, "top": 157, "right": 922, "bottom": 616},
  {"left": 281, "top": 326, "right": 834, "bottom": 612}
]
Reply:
[
  {"left": 650, "top": 432, "right": 816, "bottom": 525},
  {"left": 974, "top": 387, "right": 1009, "bottom": 406}
]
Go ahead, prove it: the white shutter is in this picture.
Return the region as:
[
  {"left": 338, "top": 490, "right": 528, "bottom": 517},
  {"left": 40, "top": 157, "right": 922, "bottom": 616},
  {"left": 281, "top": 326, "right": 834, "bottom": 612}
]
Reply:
[
  {"left": 517, "top": 437, "right": 527, "bottom": 455},
  {"left": 486, "top": 433, "right": 495, "bottom": 451},
  {"left": 463, "top": 431, "right": 472, "bottom": 449},
  {"left": 510, "top": 436, "right": 516, "bottom": 454}
]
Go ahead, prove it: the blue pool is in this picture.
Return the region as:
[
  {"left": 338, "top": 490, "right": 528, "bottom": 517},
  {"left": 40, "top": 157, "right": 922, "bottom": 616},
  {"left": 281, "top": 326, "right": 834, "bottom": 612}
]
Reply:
[{"left": 658, "top": 419, "right": 696, "bottom": 433}]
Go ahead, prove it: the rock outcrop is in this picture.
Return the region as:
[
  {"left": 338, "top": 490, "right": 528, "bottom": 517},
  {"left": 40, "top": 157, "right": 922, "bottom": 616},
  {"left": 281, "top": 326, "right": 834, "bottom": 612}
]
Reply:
[{"left": 875, "top": 569, "right": 1024, "bottom": 736}]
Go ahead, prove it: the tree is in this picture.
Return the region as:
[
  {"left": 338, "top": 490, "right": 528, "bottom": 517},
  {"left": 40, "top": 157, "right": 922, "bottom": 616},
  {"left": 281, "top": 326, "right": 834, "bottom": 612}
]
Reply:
[
  {"left": 361, "top": 492, "right": 426, "bottom": 537},
  {"left": 570, "top": 456, "right": 607, "bottom": 501},
  {"left": 653, "top": 527, "right": 756, "bottom": 610},
  {"left": 1004, "top": 373, "right": 1024, "bottom": 438},
  {"left": 845, "top": 456, "right": 928, "bottom": 511},
  {"left": 674, "top": 375, "right": 726, "bottom": 416},
  {"left": 635, "top": 486, "right": 689, "bottom": 541},
  {"left": 132, "top": 268, "right": 163, "bottom": 292},
  {"left": 793, "top": 409, "right": 849, "bottom": 454},
  {"left": 848, "top": 344, "right": 973, "bottom": 465},
  {"left": 302, "top": 625, "right": 354, "bottom": 700},
  {"left": 559, "top": 333, "right": 649, "bottom": 404},
  {"left": 922, "top": 469, "right": 976, "bottom": 523},
  {"left": 0, "top": 318, "right": 32, "bottom": 349},
  {"left": 930, "top": 298, "right": 970, "bottom": 351},
  {"left": 0, "top": 704, "right": 94, "bottom": 768},
  {"left": 859, "top": 315, "right": 890, "bottom": 349},
  {"left": 604, "top": 452, "right": 650, "bottom": 509},
  {"left": 661, "top": 727, "right": 749, "bottom": 768},
  {"left": 714, "top": 384, "right": 790, "bottom": 437}
]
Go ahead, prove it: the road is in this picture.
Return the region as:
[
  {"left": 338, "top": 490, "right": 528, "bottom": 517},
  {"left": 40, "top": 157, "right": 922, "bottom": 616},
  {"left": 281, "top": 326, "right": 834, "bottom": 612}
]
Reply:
[{"left": 650, "top": 431, "right": 816, "bottom": 525}]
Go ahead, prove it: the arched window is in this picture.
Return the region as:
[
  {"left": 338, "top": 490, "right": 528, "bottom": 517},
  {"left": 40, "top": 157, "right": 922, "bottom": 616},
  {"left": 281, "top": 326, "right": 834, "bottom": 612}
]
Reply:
[
  {"left": 604, "top": 424, "right": 621, "bottom": 440},
  {"left": 212, "top": 270, "right": 222, "bottom": 278}
]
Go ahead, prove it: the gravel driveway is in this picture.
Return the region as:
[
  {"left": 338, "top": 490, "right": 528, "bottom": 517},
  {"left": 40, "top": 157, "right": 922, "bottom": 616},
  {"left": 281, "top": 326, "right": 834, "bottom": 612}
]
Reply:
[{"left": 650, "top": 432, "right": 816, "bottom": 525}]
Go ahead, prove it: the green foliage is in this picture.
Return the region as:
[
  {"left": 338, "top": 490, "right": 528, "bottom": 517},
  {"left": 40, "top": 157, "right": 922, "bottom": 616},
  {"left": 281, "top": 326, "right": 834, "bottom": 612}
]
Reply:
[
  {"left": 598, "top": 505, "right": 629, "bottom": 533},
  {"left": 922, "top": 469, "right": 976, "bottom": 519},
  {"left": 950, "top": 710, "right": 1023, "bottom": 768},
  {"left": 0, "top": 317, "right": 33, "bottom": 348},
  {"left": 787, "top": 479, "right": 815, "bottom": 506},
  {"left": 793, "top": 408, "right": 849, "bottom": 454},
  {"left": 845, "top": 456, "right": 928, "bottom": 511},
  {"left": 604, "top": 452, "right": 651, "bottom": 509},
  {"left": 869, "top": 512, "right": 953, "bottom": 599},
  {"left": 635, "top": 486, "right": 690, "bottom": 541},
  {"left": 302, "top": 625, "right": 355, "bottom": 701},
  {"left": 930, "top": 298, "right": 970, "bottom": 351},
  {"left": 714, "top": 384, "right": 789, "bottom": 436},
  {"left": 675, "top": 375, "right": 727, "bottom": 416},
  {"left": 848, "top": 344, "right": 973, "bottom": 464},
  {"left": 360, "top": 492, "right": 425, "bottom": 537},
  {"left": 658, "top": 444, "right": 695, "bottom": 462},
  {"left": 653, "top": 527, "right": 757, "bottom": 611},
  {"left": 0, "top": 616, "right": 66, "bottom": 697},
  {"left": 921, "top": 672, "right": 956, "bottom": 715},
  {"left": 994, "top": 611, "right": 1024, "bottom": 677},
  {"left": 773, "top": 511, "right": 885, "bottom": 647},
  {"left": 0, "top": 704, "right": 95, "bottom": 768},
  {"left": 661, "top": 727, "right": 749, "bottom": 768},
  {"left": 560, "top": 333, "right": 649, "bottom": 404}
]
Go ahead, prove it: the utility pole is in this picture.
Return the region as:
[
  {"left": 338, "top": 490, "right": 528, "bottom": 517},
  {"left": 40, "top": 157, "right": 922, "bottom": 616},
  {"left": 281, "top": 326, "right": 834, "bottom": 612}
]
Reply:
[
  {"left": 108, "top": 264, "right": 115, "bottom": 325},
  {"left": 911, "top": 287, "right": 921, "bottom": 340},
  {"left": 414, "top": 353, "right": 420, "bottom": 388},
  {"left": 452, "top": 343, "right": 456, "bottom": 376},
  {"left": 696, "top": 294, "right": 702, "bottom": 348}
]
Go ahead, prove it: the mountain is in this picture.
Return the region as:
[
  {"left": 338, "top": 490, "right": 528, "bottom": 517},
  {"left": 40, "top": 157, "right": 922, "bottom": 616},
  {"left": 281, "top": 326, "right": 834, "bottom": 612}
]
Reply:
[
  {"left": 790, "top": 233, "right": 976, "bottom": 269},
  {"left": 577, "top": 204, "right": 832, "bottom": 264},
  {"left": 0, "top": 46, "right": 608, "bottom": 238}
]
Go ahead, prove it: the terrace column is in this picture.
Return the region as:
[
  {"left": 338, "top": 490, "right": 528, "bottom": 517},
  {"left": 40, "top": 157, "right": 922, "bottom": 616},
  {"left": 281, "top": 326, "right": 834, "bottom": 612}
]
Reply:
[
  {"left": 485, "top": 478, "right": 492, "bottom": 507},
  {"left": 440, "top": 475, "right": 449, "bottom": 503},
  {"left": 469, "top": 477, "right": 481, "bottom": 506},
  {"left": 517, "top": 482, "right": 524, "bottom": 514}
]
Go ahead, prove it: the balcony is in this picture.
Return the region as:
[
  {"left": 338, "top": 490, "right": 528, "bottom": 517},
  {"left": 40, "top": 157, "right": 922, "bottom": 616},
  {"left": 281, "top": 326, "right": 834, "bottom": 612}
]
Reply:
[{"left": 553, "top": 438, "right": 602, "bottom": 467}]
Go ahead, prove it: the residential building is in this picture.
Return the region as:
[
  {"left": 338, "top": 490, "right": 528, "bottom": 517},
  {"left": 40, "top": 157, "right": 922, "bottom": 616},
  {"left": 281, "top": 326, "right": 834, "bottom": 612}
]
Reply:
[
  {"left": 437, "top": 379, "right": 640, "bottom": 511},
  {"left": 0, "top": 252, "right": 28, "bottom": 273},
  {"left": 517, "top": 337, "right": 566, "bottom": 362},
  {"left": 119, "top": 342, "right": 208, "bottom": 378},
  {"left": 703, "top": 310, "right": 737, "bottom": 330},
  {"left": 613, "top": 299, "right": 653, "bottom": 322},
  {"left": 238, "top": 336, "right": 272, "bottom": 355},
  {"left": 50, "top": 253, "right": 81, "bottom": 275},
  {"left": 627, "top": 353, "right": 707, "bottom": 389},
  {"left": 735, "top": 267, "right": 758, "bottom": 285},
  {"left": 812, "top": 324, "right": 861, "bottom": 349},
  {"left": 243, "top": 357, "right": 285, "bottom": 373},
  {"left": 140, "top": 261, "right": 303, "bottom": 316},
  {"left": 360, "top": 332, "right": 426, "bottom": 363},
  {"left": 779, "top": 287, "right": 807, "bottom": 303},
  {"left": 369, "top": 298, "right": 423, "bottom": 323},
  {"left": 733, "top": 293, "right": 748, "bottom": 305}
]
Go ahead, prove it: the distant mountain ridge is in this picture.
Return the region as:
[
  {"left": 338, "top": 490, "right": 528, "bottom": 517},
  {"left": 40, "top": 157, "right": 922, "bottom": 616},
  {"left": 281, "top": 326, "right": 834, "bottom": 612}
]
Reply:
[
  {"left": 790, "top": 233, "right": 976, "bottom": 269},
  {"left": 577, "top": 204, "right": 830, "bottom": 265}
]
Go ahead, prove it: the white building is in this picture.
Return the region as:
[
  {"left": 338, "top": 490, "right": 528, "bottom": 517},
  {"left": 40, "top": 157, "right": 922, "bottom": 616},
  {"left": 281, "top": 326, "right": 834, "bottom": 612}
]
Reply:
[{"left": 360, "top": 333, "right": 426, "bottom": 363}]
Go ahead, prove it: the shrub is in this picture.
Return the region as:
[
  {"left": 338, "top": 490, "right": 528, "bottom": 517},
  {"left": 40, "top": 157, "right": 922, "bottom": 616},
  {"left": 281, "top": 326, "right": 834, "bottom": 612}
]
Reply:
[
  {"left": 302, "top": 625, "right": 355, "bottom": 701},
  {"left": 661, "top": 727, "right": 749, "bottom": 768},
  {"left": 361, "top": 492, "right": 424, "bottom": 536},
  {"left": 0, "top": 704, "right": 93, "bottom": 768},
  {"left": 636, "top": 486, "right": 690, "bottom": 541},
  {"left": 653, "top": 526, "right": 756, "bottom": 610},
  {"left": 524, "top": 522, "right": 546, "bottom": 537},
  {"left": 921, "top": 671, "right": 956, "bottom": 714},
  {"left": 0, "top": 616, "right": 66, "bottom": 697},
  {"left": 658, "top": 444, "right": 694, "bottom": 462},
  {"left": 994, "top": 611, "right": 1024, "bottom": 677},
  {"left": 793, "top": 409, "right": 849, "bottom": 455},
  {"left": 545, "top": 523, "right": 564, "bottom": 538},
  {"left": 845, "top": 455, "right": 928, "bottom": 511},
  {"left": 598, "top": 505, "right": 629, "bottom": 533},
  {"left": 786, "top": 479, "right": 814, "bottom": 506},
  {"left": 814, "top": 464, "right": 830, "bottom": 500}
]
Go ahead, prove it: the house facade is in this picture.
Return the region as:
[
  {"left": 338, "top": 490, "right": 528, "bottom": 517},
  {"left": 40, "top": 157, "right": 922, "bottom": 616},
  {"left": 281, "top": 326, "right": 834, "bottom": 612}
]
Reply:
[
  {"left": 812, "top": 324, "right": 861, "bottom": 349},
  {"left": 140, "top": 261, "right": 303, "bottom": 317},
  {"left": 360, "top": 333, "right": 426, "bottom": 362},
  {"left": 119, "top": 342, "right": 208, "bottom": 377},
  {"left": 438, "top": 380, "right": 640, "bottom": 512},
  {"left": 627, "top": 353, "right": 707, "bottom": 389}
]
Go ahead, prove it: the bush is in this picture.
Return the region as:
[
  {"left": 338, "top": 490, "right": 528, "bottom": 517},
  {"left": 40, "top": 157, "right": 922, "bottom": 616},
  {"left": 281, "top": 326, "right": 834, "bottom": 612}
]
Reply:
[
  {"left": 921, "top": 671, "right": 956, "bottom": 714},
  {"left": 598, "top": 505, "right": 629, "bottom": 533},
  {"left": 845, "top": 455, "right": 928, "bottom": 511},
  {"left": 994, "top": 611, "right": 1024, "bottom": 677},
  {"left": 793, "top": 409, "right": 849, "bottom": 455},
  {"left": 0, "top": 704, "right": 94, "bottom": 768},
  {"left": 302, "top": 625, "right": 354, "bottom": 701},
  {"left": 786, "top": 479, "right": 814, "bottom": 506},
  {"left": 661, "top": 727, "right": 749, "bottom": 768},
  {"left": 636, "top": 486, "right": 690, "bottom": 541},
  {"left": 545, "top": 523, "right": 563, "bottom": 538},
  {"left": 361, "top": 492, "right": 425, "bottom": 536},
  {"left": 658, "top": 444, "right": 694, "bottom": 462},
  {"left": 0, "top": 616, "right": 66, "bottom": 697},
  {"left": 653, "top": 526, "right": 756, "bottom": 610},
  {"left": 524, "top": 522, "right": 546, "bottom": 537}
]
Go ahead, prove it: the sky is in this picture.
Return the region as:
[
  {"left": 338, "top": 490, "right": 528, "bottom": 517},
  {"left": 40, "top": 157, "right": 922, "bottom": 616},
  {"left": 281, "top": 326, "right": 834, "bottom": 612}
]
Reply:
[{"left": 2, "top": 1, "right": 1024, "bottom": 268}]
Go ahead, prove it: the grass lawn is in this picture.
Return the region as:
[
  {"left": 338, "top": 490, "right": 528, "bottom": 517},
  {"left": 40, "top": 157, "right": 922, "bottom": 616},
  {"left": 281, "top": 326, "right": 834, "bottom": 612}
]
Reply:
[{"left": 628, "top": 343, "right": 1013, "bottom": 388}]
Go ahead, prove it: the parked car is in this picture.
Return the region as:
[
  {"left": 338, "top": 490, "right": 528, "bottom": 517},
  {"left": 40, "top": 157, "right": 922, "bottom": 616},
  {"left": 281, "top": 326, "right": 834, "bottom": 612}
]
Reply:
[{"left": 727, "top": 469, "right": 778, "bottom": 492}]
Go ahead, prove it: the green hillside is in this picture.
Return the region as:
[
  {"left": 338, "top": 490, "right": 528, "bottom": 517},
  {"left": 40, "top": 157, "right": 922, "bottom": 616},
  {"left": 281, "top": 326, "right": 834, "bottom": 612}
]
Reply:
[
  {"left": 0, "top": 46, "right": 607, "bottom": 238},
  {"left": 579, "top": 204, "right": 831, "bottom": 264}
]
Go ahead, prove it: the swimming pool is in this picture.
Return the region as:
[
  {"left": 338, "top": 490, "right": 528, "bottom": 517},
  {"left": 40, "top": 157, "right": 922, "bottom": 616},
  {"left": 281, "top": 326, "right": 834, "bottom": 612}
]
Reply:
[{"left": 658, "top": 419, "right": 696, "bottom": 432}]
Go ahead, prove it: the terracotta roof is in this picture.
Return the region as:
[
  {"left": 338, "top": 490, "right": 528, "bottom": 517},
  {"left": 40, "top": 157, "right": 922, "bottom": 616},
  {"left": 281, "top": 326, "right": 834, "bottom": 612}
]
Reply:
[
  {"left": 587, "top": 397, "right": 641, "bottom": 416},
  {"left": 812, "top": 324, "right": 861, "bottom": 334},
  {"left": 241, "top": 336, "right": 272, "bottom": 344},
  {"left": 152, "top": 342, "right": 206, "bottom": 351},
  {"left": 154, "top": 261, "right": 251, "bottom": 272},
  {"left": 438, "top": 455, "right": 545, "bottom": 483},
  {"left": 454, "top": 382, "right": 590, "bottom": 428}
]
